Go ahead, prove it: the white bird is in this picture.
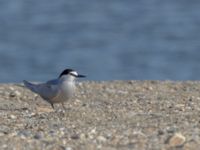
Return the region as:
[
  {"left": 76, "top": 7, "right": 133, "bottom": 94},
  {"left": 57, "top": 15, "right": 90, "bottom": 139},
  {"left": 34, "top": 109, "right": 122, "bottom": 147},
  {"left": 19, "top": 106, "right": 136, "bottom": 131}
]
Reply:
[{"left": 23, "top": 69, "right": 86, "bottom": 109}]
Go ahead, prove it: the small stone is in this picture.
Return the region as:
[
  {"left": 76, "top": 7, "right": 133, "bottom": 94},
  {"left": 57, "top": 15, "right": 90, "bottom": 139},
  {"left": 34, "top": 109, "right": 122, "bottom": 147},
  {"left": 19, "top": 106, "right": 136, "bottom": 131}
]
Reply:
[
  {"left": 97, "top": 145, "right": 102, "bottom": 149},
  {"left": 2, "top": 144, "right": 7, "bottom": 148},
  {"left": 80, "top": 133, "right": 86, "bottom": 140},
  {"left": 82, "top": 103, "right": 87, "bottom": 107},
  {"left": 9, "top": 114, "right": 17, "bottom": 119},
  {"left": 17, "top": 130, "right": 32, "bottom": 139},
  {"left": 70, "top": 134, "right": 79, "bottom": 140},
  {"left": 9, "top": 90, "right": 21, "bottom": 97},
  {"left": 145, "top": 86, "right": 153, "bottom": 91},
  {"left": 88, "top": 128, "right": 96, "bottom": 139},
  {"left": 168, "top": 133, "right": 186, "bottom": 147},
  {"left": 97, "top": 136, "right": 107, "bottom": 143},
  {"left": 34, "top": 133, "right": 43, "bottom": 139},
  {"left": 166, "top": 127, "right": 176, "bottom": 133},
  {"left": 65, "top": 147, "right": 73, "bottom": 150},
  {"left": 9, "top": 92, "right": 16, "bottom": 97},
  {"left": 36, "top": 107, "right": 53, "bottom": 113},
  {"left": 158, "top": 130, "right": 164, "bottom": 135},
  {"left": 0, "top": 132, "right": 5, "bottom": 136},
  {"left": 9, "top": 87, "right": 15, "bottom": 91},
  {"left": 14, "top": 90, "right": 21, "bottom": 96},
  {"left": 90, "top": 128, "right": 96, "bottom": 134}
]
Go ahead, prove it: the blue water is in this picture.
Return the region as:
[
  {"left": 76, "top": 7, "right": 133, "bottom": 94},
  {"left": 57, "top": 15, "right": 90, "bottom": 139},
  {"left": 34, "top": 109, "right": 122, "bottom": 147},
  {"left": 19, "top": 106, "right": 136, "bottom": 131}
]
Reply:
[{"left": 0, "top": 0, "right": 200, "bottom": 82}]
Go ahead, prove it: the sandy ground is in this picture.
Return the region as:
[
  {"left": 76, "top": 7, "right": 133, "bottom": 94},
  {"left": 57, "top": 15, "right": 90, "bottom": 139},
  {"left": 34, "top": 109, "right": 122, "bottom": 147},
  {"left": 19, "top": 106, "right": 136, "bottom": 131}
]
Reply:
[{"left": 0, "top": 80, "right": 200, "bottom": 150}]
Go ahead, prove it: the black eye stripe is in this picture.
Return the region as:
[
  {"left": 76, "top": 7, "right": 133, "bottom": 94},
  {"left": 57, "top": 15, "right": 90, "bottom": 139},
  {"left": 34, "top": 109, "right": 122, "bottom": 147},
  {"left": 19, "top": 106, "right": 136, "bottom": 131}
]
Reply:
[{"left": 69, "top": 73, "right": 77, "bottom": 77}]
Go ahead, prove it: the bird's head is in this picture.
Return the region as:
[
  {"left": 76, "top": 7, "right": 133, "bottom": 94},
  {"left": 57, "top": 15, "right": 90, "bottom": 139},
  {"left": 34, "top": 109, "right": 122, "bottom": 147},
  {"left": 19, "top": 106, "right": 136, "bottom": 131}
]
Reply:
[{"left": 59, "top": 69, "right": 86, "bottom": 81}]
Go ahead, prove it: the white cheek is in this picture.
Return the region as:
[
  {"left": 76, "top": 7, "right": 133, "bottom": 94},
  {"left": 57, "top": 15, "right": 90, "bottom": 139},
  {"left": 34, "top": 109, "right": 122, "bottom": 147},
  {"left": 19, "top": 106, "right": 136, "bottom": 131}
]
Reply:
[{"left": 70, "top": 71, "right": 78, "bottom": 76}]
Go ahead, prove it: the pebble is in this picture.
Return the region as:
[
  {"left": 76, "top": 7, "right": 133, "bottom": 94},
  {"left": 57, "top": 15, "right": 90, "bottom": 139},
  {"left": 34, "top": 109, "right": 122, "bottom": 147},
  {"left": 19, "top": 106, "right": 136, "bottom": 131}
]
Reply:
[
  {"left": 9, "top": 114, "right": 17, "bottom": 119},
  {"left": 90, "top": 128, "right": 96, "bottom": 134},
  {"left": 8, "top": 87, "right": 15, "bottom": 91},
  {"left": 9, "top": 90, "right": 21, "bottom": 97},
  {"left": 33, "top": 132, "right": 43, "bottom": 139},
  {"left": 88, "top": 128, "right": 97, "bottom": 139},
  {"left": 17, "top": 130, "right": 32, "bottom": 139},
  {"left": 168, "top": 133, "right": 186, "bottom": 147},
  {"left": 65, "top": 147, "right": 73, "bottom": 150},
  {"left": 0, "top": 132, "right": 5, "bottom": 136},
  {"left": 2, "top": 144, "right": 7, "bottom": 148},
  {"left": 97, "top": 136, "right": 107, "bottom": 143},
  {"left": 70, "top": 134, "right": 79, "bottom": 140},
  {"left": 80, "top": 133, "right": 86, "bottom": 140}
]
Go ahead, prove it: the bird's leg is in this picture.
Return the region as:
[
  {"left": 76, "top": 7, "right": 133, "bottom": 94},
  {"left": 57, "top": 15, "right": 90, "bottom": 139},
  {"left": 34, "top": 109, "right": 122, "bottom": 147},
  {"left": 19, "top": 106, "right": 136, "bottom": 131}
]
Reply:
[
  {"left": 61, "top": 102, "right": 66, "bottom": 110},
  {"left": 50, "top": 103, "right": 55, "bottom": 109},
  {"left": 34, "top": 95, "right": 39, "bottom": 110},
  {"left": 34, "top": 95, "right": 39, "bottom": 101}
]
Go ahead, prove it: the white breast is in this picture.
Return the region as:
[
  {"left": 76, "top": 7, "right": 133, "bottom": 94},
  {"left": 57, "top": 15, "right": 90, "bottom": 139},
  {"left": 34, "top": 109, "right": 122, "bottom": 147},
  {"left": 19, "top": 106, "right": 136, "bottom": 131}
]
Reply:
[{"left": 52, "top": 80, "right": 76, "bottom": 103}]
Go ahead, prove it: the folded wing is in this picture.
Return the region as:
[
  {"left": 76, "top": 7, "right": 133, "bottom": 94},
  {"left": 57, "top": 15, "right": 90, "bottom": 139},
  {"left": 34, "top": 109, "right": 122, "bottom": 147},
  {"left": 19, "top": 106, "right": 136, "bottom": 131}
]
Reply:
[{"left": 23, "top": 80, "right": 59, "bottom": 100}]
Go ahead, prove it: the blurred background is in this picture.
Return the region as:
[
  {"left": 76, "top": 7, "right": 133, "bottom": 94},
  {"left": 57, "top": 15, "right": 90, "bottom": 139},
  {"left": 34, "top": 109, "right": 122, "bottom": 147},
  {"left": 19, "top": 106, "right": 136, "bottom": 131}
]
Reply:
[{"left": 0, "top": 0, "right": 200, "bottom": 83}]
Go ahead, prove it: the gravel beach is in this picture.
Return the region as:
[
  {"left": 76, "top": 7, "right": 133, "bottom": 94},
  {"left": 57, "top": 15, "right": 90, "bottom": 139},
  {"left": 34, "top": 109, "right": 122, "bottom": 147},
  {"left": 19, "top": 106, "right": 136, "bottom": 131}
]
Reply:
[{"left": 0, "top": 81, "right": 200, "bottom": 150}]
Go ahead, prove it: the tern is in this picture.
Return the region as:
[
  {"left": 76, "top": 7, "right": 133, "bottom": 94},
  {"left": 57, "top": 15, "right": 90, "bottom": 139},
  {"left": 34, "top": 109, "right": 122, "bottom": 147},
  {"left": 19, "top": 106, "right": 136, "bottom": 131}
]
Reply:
[{"left": 23, "top": 69, "right": 86, "bottom": 109}]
